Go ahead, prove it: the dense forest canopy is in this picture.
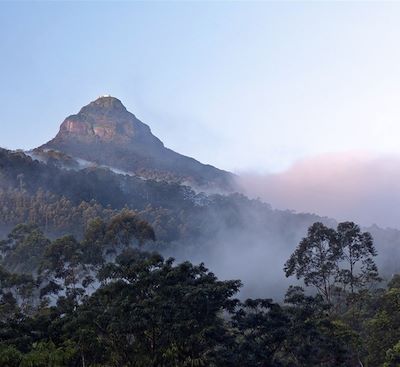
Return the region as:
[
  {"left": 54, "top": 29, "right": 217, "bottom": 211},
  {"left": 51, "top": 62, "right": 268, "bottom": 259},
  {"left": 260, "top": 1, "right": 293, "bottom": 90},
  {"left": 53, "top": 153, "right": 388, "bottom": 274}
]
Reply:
[{"left": 0, "top": 216, "right": 398, "bottom": 366}]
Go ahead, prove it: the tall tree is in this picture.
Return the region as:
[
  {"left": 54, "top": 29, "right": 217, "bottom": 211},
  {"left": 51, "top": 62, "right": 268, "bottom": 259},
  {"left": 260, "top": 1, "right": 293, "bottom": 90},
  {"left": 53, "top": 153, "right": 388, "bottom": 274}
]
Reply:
[
  {"left": 285, "top": 222, "right": 380, "bottom": 307},
  {"left": 284, "top": 222, "right": 340, "bottom": 304},
  {"left": 336, "top": 222, "right": 380, "bottom": 295}
]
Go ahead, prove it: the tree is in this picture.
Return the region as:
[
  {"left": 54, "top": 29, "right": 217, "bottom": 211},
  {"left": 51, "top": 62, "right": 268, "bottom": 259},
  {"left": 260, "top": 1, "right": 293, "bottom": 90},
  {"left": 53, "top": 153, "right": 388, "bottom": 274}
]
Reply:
[
  {"left": 383, "top": 341, "right": 400, "bottom": 367},
  {"left": 19, "top": 341, "right": 76, "bottom": 367},
  {"left": 336, "top": 222, "right": 380, "bottom": 295},
  {"left": 231, "top": 298, "right": 288, "bottom": 366},
  {"left": 104, "top": 211, "right": 155, "bottom": 251},
  {"left": 282, "top": 286, "right": 355, "bottom": 366},
  {"left": 0, "top": 345, "right": 22, "bottom": 367},
  {"left": 0, "top": 224, "right": 50, "bottom": 274},
  {"left": 78, "top": 249, "right": 241, "bottom": 367},
  {"left": 0, "top": 265, "right": 36, "bottom": 320},
  {"left": 284, "top": 222, "right": 340, "bottom": 305},
  {"left": 80, "top": 217, "right": 107, "bottom": 267},
  {"left": 285, "top": 221, "right": 380, "bottom": 307},
  {"left": 39, "top": 236, "right": 88, "bottom": 307},
  {"left": 365, "top": 278, "right": 400, "bottom": 366}
]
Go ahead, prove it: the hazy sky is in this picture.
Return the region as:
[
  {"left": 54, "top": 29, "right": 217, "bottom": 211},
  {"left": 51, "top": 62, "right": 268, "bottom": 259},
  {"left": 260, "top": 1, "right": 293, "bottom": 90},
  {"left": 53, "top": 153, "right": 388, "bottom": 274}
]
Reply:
[{"left": 2, "top": 2, "right": 400, "bottom": 173}]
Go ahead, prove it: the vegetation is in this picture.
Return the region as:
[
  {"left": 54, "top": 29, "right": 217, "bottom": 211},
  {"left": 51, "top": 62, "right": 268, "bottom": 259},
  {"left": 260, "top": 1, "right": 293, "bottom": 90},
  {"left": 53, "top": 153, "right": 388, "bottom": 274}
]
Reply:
[
  {"left": 2, "top": 147, "right": 400, "bottom": 282},
  {"left": 1, "top": 148, "right": 400, "bottom": 365},
  {"left": 284, "top": 222, "right": 380, "bottom": 307},
  {"left": 0, "top": 216, "right": 398, "bottom": 367}
]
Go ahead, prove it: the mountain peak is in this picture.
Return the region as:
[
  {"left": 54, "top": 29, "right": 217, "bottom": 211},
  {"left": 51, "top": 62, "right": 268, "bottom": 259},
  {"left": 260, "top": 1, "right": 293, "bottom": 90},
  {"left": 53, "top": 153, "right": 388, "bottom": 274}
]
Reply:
[
  {"left": 38, "top": 97, "right": 236, "bottom": 191},
  {"left": 51, "top": 95, "right": 145, "bottom": 143},
  {"left": 79, "top": 95, "right": 127, "bottom": 114}
]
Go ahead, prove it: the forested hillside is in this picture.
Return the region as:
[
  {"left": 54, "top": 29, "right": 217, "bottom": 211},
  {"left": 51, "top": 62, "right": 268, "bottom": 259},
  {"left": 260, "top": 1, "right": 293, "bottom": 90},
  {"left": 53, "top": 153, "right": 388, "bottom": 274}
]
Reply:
[{"left": 1, "top": 147, "right": 399, "bottom": 292}]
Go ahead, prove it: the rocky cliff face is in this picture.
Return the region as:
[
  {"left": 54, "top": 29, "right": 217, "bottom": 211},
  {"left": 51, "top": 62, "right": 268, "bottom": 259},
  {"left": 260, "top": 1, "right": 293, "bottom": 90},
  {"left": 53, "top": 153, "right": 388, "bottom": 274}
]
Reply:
[
  {"left": 38, "top": 96, "right": 235, "bottom": 191},
  {"left": 49, "top": 96, "right": 162, "bottom": 146}
]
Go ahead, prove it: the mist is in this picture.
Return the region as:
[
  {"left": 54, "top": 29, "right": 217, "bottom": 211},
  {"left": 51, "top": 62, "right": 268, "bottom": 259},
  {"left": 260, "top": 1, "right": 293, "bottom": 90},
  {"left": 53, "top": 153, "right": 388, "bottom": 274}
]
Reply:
[
  {"left": 237, "top": 152, "right": 400, "bottom": 230},
  {"left": 158, "top": 151, "right": 400, "bottom": 300},
  {"left": 158, "top": 189, "right": 400, "bottom": 300},
  {"left": 155, "top": 195, "right": 328, "bottom": 300},
  {"left": 3, "top": 148, "right": 400, "bottom": 302}
]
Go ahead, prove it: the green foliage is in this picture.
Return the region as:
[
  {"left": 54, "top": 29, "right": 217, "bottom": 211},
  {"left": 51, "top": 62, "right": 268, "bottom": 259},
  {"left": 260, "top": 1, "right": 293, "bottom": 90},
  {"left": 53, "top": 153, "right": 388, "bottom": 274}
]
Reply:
[
  {"left": 231, "top": 298, "right": 288, "bottom": 366},
  {"left": 19, "top": 341, "right": 77, "bottom": 367},
  {"left": 284, "top": 222, "right": 339, "bottom": 304},
  {"left": 0, "top": 224, "right": 50, "bottom": 274},
  {"left": 89, "top": 250, "right": 241, "bottom": 366},
  {"left": 365, "top": 282, "right": 400, "bottom": 366},
  {"left": 0, "top": 345, "right": 22, "bottom": 367},
  {"left": 336, "top": 222, "right": 380, "bottom": 294},
  {"left": 0, "top": 221, "right": 361, "bottom": 367},
  {"left": 0, "top": 217, "right": 398, "bottom": 367},
  {"left": 384, "top": 341, "right": 400, "bottom": 367},
  {"left": 0, "top": 188, "right": 117, "bottom": 238},
  {"left": 285, "top": 221, "right": 380, "bottom": 306},
  {"left": 282, "top": 286, "right": 355, "bottom": 366}
]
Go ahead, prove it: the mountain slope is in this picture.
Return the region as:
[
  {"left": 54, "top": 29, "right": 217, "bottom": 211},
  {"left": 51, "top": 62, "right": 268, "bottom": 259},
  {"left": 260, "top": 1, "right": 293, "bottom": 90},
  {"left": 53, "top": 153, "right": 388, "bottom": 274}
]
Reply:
[{"left": 38, "top": 96, "right": 235, "bottom": 191}]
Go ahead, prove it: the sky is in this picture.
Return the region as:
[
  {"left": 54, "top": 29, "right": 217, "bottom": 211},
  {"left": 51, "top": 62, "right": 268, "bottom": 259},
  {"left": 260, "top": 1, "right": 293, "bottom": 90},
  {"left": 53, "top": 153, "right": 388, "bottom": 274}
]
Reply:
[{"left": 2, "top": 2, "right": 400, "bottom": 174}]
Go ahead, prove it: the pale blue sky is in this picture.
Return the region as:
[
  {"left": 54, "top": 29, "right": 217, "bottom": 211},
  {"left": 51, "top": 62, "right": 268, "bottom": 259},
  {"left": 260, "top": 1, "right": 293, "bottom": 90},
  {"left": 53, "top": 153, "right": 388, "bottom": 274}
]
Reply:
[{"left": 2, "top": 1, "right": 400, "bottom": 173}]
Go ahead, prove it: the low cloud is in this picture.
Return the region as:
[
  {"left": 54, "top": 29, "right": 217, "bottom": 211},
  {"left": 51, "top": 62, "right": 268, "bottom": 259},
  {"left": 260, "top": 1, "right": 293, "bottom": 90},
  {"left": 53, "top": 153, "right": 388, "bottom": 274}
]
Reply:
[{"left": 237, "top": 152, "right": 400, "bottom": 229}]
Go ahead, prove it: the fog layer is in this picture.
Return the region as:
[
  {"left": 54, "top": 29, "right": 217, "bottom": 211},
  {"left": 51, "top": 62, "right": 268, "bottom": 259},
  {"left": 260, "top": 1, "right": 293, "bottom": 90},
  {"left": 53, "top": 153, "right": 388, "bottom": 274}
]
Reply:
[{"left": 238, "top": 152, "right": 400, "bottom": 229}]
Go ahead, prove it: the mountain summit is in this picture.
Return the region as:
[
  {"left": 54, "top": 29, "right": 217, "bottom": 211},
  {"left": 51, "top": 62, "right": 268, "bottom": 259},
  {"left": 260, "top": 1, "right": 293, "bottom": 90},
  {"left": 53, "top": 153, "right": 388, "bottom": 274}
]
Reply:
[
  {"left": 38, "top": 96, "right": 235, "bottom": 190},
  {"left": 48, "top": 96, "right": 163, "bottom": 147}
]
